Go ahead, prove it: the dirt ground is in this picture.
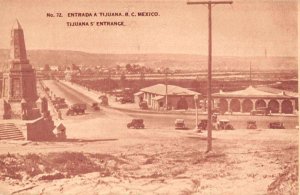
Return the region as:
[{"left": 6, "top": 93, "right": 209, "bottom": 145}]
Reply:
[
  {"left": 0, "top": 119, "right": 298, "bottom": 194},
  {"left": 0, "top": 80, "right": 298, "bottom": 194}
]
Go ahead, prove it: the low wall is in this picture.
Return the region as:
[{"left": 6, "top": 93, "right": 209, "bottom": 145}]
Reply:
[{"left": 26, "top": 117, "right": 55, "bottom": 141}]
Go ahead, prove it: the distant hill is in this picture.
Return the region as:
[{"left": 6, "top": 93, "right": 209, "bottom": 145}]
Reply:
[{"left": 0, "top": 49, "right": 297, "bottom": 71}]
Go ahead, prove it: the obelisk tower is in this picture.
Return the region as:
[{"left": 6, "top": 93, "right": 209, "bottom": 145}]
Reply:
[
  {"left": 1, "top": 20, "right": 38, "bottom": 119},
  {"left": 2, "top": 20, "right": 38, "bottom": 103}
]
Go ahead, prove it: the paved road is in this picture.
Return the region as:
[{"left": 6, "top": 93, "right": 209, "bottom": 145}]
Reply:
[{"left": 43, "top": 80, "right": 298, "bottom": 130}]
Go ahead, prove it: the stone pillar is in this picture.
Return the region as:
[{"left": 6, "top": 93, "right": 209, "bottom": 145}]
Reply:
[
  {"left": 0, "top": 99, "right": 12, "bottom": 119},
  {"left": 21, "top": 98, "right": 27, "bottom": 120},
  {"left": 252, "top": 99, "right": 257, "bottom": 110},
  {"left": 278, "top": 99, "right": 283, "bottom": 114},
  {"left": 238, "top": 99, "right": 243, "bottom": 112},
  {"left": 291, "top": 99, "right": 296, "bottom": 114},
  {"left": 265, "top": 99, "right": 270, "bottom": 107},
  {"left": 36, "top": 97, "right": 42, "bottom": 112},
  {"left": 227, "top": 98, "right": 232, "bottom": 113}
]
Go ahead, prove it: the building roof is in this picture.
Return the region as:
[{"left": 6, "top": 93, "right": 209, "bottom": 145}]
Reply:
[
  {"left": 153, "top": 95, "right": 164, "bottom": 100},
  {"left": 256, "top": 86, "right": 298, "bottom": 98},
  {"left": 213, "top": 85, "right": 297, "bottom": 98},
  {"left": 140, "top": 84, "right": 200, "bottom": 96},
  {"left": 134, "top": 91, "right": 144, "bottom": 96}
]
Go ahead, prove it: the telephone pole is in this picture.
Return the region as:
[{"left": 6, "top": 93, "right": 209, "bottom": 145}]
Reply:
[
  {"left": 164, "top": 69, "right": 169, "bottom": 110},
  {"left": 187, "top": 0, "right": 233, "bottom": 152}
]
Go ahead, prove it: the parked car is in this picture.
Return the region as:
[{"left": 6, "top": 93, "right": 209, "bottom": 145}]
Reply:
[
  {"left": 120, "top": 96, "right": 134, "bottom": 104},
  {"left": 269, "top": 121, "right": 285, "bottom": 129},
  {"left": 99, "top": 95, "right": 108, "bottom": 106},
  {"left": 91, "top": 103, "right": 100, "bottom": 111},
  {"left": 175, "top": 119, "right": 188, "bottom": 130},
  {"left": 247, "top": 120, "right": 257, "bottom": 129},
  {"left": 127, "top": 119, "right": 145, "bottom": 129},
  {"left": 250, "top": 107, "right": 271, "bottom": 116},
  {"left": 53, "top": 97, "right": 68, "bottom": 110},
  {"left": 66, "top": 103, "right": 87, "bottom": 116},
  {"left": 198, "top": 119, "right": 208, "bottom": 130},
  {"left": 54, "top": 102, "right": 68, "bottom": 110},
  {"left": 217, "top": 119, "right": 234, "bottom": 130},
  {"left": 198, "top": 119, "right": 217, "bottom": 131}
]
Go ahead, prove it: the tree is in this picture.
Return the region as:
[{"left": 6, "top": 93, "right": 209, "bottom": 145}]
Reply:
[{"left": 125, "top": 64, "right": 132, "bottom": 72}]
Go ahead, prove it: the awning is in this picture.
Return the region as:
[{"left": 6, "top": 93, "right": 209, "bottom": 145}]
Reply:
[{"left": 153, "top": 96, "right": 164, "bottom": 101}]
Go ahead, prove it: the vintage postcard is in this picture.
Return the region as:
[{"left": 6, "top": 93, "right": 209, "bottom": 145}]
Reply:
[{"left": 0, "top": 0, "right": 298, "bottom": 194}]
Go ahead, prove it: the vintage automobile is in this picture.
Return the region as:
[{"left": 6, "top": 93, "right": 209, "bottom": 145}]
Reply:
[
  {"left": 269, "top": 121, "right": 285, "bottom": 129},
  {"left": 175, "top": 119, "right": 188, "bottom": 130},
  {"left": 53, "top": 97, "right": 68, "bottom": 110},
  {"left": 217, "top": 119, "right": 234, "bottom": 130},
  {"left": 247, "top": 120, "right": 257, "bottom": 129},
  {"left": 198, "top": 119, "right": 208, "bottom": 130},
  {"left": 91, "top": 103, "right": 100, "bottom": 111},
  {"left": 99, "top": 95, "right": 108, "bottom": 106},
  {"left": 250, "top": 107, "right": 271, "bottom": 116},
  {"left": 66, "top": 103, "right": 87, "bottom": 116},
  {"left": 127, "top": 118, "right": 145, "bottom": 129},
  {"left": 198, "top": 119, "right": 217, "bottom": 131},
  {"left": 120, "top": 96, "right": 134, "bottom": 104}
]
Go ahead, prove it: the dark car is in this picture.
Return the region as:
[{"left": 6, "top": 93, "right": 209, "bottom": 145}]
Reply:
[
  {"left": 198, "top": 119, "right": 208, "bottom": 130},
  {"left": 99, "top": 95, "right": 108, "bottom": 106},
  {"left": 247, "top": 120, "right": 257, "bottom": 129},
  {"left": 120, "top": 96, "right": 134, "bottom": 104},
  {"left": 269, "top": 122, "right": 284, "bottom": 129},
  {"left": 217, "top": 119, "right": 234, "bottom": 130},
  {"left": 175, "top": 119, "right": 188, "bottom": 130},
  {"left": 66, "top": 103, "right": 87, "bottom": 116},
  {"left": 127, "top": 119, "right": 145, "bottom": 129},
  {"left": 91, "top": 103, "right": 100, "bottom": 111}
]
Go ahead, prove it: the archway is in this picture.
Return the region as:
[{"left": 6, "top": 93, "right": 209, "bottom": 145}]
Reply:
[
  {"left": 268, "top": 100, "right": 279, "bottom": 113},
  {"left": 255, "top": 99, "right": 266, "bottom": 109},
  {"left": 219, "top": 98, "right": 228, "bottom": 114},
  {"left": 282, "top": 99, "right": 293, "bottom": 114},
  {"left": 242, "top": 99, "right": 253, "bottom": 112},
  {"left": 230, "top": 99, "right": 241, "bottom": 112}
]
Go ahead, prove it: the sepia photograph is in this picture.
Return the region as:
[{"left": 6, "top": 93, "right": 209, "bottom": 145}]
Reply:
[{"left": 0, "top": 0, "right": 298, "bottom": 194}]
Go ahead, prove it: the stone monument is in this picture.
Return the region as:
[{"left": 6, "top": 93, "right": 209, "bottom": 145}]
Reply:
[
  {"left": 1, "top": 20, "right": 39, "bottom": 120},
  {"left": 0, "top": 19, "right": 64, "bottom": 141}
]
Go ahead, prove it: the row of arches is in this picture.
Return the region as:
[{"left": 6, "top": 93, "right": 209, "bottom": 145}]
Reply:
[{"left": 218, "top": 98, "right": 295, "bottom": 114}]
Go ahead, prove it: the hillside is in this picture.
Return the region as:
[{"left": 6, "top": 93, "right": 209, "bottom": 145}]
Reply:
[{"left": 0, "top": 49, "right": 297, "bottom": 71}]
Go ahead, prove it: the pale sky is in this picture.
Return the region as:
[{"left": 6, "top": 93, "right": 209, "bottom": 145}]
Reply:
[{"left": 0, "top": 0, "right": 297, "bottom": 56}]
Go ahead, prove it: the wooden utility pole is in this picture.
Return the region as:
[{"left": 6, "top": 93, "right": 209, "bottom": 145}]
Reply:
[
  {"left": 250, "top": 62, "right": 252, "bottom": 85},
  {"left": 165, "top": 69, "right": 168, "bottom": 110},
  {"left": 187, "top": 0, "right": 233, "bottom": 152}
]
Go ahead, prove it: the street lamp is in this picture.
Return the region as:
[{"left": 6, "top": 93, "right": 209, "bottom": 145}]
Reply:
[{"left": 194, "top": 94, "right": 199, "bottom": 130}]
